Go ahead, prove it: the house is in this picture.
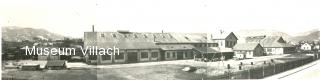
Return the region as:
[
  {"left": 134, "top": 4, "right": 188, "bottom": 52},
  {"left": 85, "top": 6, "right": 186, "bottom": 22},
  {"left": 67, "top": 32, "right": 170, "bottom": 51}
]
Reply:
[
  {"left": 21, "top": 64, "right": 40, "bottom": 71},
  {"left": 45, "top": 60, "right": 66, "bottom": 70},
  {"left": 211, "top": 32, "right": 238, "bottom": 48},
  {"left": 300, "top": 43, "right": 312, "bottom": 51},
  {"left": 246, "top": 36, "right": 295, "bottom": 55},
  {"left": 233, "top": 43, "right": 264, "bottom": 59}
]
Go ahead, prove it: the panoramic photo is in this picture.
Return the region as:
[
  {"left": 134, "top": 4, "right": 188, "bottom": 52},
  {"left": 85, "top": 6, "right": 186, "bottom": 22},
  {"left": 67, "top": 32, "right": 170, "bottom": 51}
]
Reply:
[{"left": 1, "top": 0, "right": 320, "bottom": 80}]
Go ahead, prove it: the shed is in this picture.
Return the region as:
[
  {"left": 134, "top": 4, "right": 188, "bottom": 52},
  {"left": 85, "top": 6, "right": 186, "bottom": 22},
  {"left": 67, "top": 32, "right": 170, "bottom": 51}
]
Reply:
[
  {"left": 45, "top": 60, "right": 66, "bottom": 70},
  {"left": 21, "top": 64, "right": 40, "bottom": 71}
]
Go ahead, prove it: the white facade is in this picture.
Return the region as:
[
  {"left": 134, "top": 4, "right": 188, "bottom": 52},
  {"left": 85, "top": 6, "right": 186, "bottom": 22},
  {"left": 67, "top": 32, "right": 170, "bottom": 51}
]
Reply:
[
  {"left": 265, "top": 48, "right": 284, "bottom": 55},
  {"left": 301, "top": 43, "right": 312, "bottom": 51}
]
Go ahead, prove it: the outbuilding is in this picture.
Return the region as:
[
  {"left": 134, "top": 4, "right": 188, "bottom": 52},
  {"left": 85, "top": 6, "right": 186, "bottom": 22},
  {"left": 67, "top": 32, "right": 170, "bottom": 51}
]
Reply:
[
  {"left": 233, "top": 43, "right": 264, "bottom": 59},
  {"left": 45, "top": 60, "right": 66, "bottom": 70}
]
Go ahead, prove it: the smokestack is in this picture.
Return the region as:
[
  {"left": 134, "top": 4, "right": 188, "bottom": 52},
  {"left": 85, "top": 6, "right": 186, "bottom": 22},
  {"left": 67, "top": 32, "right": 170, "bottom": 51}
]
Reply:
[
  {"left": 162, "top": 30, "right": 164, "bottom": 33},
  {"left": 92, "top": 25, "right": 95, "bottom": 32}
]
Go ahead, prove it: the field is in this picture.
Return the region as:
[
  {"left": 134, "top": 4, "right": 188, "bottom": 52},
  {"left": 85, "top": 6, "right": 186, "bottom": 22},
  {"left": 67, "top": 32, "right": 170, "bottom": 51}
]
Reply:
[{"left": 2, "top": 54, "right": 317, "bottom": 80}]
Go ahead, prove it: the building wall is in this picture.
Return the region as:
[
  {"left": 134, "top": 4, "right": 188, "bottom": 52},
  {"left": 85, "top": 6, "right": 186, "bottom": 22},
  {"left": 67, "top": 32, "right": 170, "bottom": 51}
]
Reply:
[
  {"left": 86, "top": 49, "right": 161, "bottom": 64},
  {"left": 253, "top": 45, "right": 264, "bottom": 56},
  {"left": 264, "top": 48, "right": 284, "bottom": 55},
  {"left": 301, "top": 44, "right": 312, "bottom": 50}
]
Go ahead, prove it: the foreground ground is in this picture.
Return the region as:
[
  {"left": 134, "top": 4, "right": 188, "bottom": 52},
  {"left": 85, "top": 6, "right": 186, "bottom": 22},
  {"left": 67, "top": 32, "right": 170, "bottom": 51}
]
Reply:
[
  {"left": 265, "top": 59, "right": 320, "bottom": 80},
  {"left": 2, "top": 54, "right": 315, "bottom": 80}
]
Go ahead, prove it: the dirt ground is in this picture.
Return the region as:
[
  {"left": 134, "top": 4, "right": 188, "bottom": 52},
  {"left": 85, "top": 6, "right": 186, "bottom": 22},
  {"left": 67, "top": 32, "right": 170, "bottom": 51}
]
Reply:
[{"left": 2, "top": 54, "right": 313, "bottom": 80}]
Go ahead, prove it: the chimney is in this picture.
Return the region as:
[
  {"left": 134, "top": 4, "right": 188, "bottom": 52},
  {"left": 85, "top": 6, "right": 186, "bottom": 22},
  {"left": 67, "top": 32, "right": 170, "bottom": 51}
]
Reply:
[
  {"left": 92, "top": 25, "right": 95, "bottom": 32},
  {"left": 162, "top": 30, "right": 164, "bottom": 33}
]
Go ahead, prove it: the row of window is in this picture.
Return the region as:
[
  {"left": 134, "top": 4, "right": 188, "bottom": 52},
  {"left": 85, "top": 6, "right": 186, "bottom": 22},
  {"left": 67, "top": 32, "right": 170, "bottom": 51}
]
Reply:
[
  {"left": 100, "top": 33, "right": 173, "bottom": 39},
  {"left": 141, "top": 52, "right": 159, "bottom": 58},
  {"left": 194, "top": 43, "right": 217, "bottom": 47},
  {"left": 89, "top": 52, "right": 159, "bottom": 60}
]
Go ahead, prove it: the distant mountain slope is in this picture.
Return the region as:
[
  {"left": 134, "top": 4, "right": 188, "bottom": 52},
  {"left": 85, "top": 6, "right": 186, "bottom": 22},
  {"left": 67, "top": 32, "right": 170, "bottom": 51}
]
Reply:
[
  {"left": 2, "top": 26, "right": 65, "bottom": 42},
  {"left": 291, "top": 30, "right": 320, "bottom": 42},
  {"left": 234, "top": 29, "right": 293, "bottom": 41}
]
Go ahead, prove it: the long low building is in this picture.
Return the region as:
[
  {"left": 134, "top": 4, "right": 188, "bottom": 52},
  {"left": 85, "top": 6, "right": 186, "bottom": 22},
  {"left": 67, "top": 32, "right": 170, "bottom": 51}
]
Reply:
[
  {"left": 84, "top": 29, "right": 238, "bottom": 64},
  {"left": 246, "top": 36, "right": 295, "bottom": 55}
]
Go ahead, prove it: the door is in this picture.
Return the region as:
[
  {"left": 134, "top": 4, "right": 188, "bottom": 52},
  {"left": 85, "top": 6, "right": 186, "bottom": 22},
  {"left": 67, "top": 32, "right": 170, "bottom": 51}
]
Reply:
[
  {"left": 127, "top": 52, "right": 138, "bottom": 63},
  {"left": 177, "top": 51, "right": 184, "bottom": 60}
]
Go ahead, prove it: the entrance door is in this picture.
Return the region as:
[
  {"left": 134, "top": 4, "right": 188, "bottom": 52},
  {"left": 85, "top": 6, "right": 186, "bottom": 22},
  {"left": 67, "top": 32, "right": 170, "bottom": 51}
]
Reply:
[
  {"left": 177, "top": 51, "right": 184, "bottom": 60},
  {"left": 127, "top": 52, "right": 138, "bottom": 63}
]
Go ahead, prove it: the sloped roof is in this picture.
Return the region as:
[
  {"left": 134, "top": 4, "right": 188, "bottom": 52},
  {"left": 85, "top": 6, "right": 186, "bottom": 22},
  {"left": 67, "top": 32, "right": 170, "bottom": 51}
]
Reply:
[
  {"left": 260, "top": 36, "right": 294, "bottom": 47},
  {"left": 46, "top": 60, "right": 66, "bottom": 67},
  {"left": 169, "top": 33, "right": 214, "bottom": 43},
  {"left": 233, "top": 43, "right": 260, "bottom": 50},
  {"left": 210, "top": 47, "right": 233, "bottom": 52},
  {"left": 195, "top": 47, "right": 218, "bottom": 53},
  {"left": 97, "top": 42, "right": 159, "bottom": 49},
  {"left": 159, "top": 45, "right": 194, "bottom": 50},
  {"left": 195, "top": 47, "right": 233, "bottom": 53}
]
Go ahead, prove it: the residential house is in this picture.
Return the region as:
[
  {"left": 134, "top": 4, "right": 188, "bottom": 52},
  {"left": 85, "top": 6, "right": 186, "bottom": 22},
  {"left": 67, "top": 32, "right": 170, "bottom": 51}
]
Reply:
[
  {"left": 300, "top": 43, "right": 312, "bottom": 51},
  {"left": 211, "top": 32, "right": 238, "bottom": 48}
]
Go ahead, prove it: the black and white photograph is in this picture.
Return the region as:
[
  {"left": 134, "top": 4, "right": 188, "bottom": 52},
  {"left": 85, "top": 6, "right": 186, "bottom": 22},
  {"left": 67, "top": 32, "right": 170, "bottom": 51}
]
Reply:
[{"left": 1, "top": 0, "right": 320, "bottom": 80}]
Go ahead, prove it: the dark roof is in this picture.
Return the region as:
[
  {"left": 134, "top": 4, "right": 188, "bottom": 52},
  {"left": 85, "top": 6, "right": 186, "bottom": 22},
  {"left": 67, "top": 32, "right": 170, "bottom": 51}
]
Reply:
[
  {"left": 46, "top": 60, "right": 66, "bottom": 67},
  {"left": 233, "top": 43, "right": 260, "bottom": 50},
  {"left": 159, "top": 45, "right": 194, "bottom": 50}
]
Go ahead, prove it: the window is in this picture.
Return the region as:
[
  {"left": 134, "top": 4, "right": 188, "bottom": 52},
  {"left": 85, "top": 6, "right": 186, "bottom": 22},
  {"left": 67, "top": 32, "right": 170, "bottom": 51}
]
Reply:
[
  {"left": 151, "top": 52, "right": 158, "bottom": 58},
  {"left": 141, "top": 52, "right": 148, "bottom": 58},
  {"left": 102, "top": 55, "right": 111, "bottom": 60},
  {"left": 115, "top": 53, "right": 124, "bottom": 59},
  {"left": 166, "top": 52, "right": 170, "bottom": 58},
  {"left": 172, "top": 52, "right": 176, "bottom": 58},
  {"left": 267, "top": 48, "right": 272, "bottom": 52},
  {"left": 89, "top": 55, "right": 97, "bottom": 60},
  {"left": 185, "top": 51, "right": 193, "bottom": 58},
  {"left": 101, "top": 34, "right": 105, "bottom": 37}
]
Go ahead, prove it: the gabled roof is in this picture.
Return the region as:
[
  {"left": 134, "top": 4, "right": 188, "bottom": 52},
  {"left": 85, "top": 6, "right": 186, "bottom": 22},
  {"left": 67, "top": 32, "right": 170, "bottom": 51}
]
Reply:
[
  {"left": 159, "top": 45, "right": 194, "bottom": 50},
  {"left": 233, "top": 43, "right": 260, "bottom": 50},
  {"left": 211, "top": 32, "right": 238, "bottom": 40},
  {"left": 260, "top": 36, "right": 294, "bottom": 47},
  {"left": 46, "top": 60, "right": 66, "bottom": 67}
]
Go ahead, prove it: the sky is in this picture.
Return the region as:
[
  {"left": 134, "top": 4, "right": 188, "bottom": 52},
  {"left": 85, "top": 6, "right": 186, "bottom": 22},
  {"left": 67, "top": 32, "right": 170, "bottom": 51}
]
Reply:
[{"left": 1, "top": 0, "right": 320, "bottom": 38}]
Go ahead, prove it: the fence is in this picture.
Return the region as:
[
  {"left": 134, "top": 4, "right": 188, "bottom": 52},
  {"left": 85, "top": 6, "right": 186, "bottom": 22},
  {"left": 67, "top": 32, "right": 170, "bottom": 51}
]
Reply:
[{"left": 214, "top": 53, "right": 318, "bottom": 79}]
